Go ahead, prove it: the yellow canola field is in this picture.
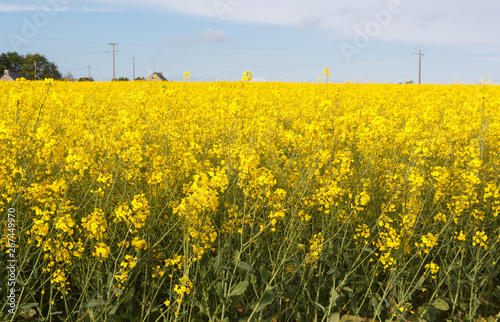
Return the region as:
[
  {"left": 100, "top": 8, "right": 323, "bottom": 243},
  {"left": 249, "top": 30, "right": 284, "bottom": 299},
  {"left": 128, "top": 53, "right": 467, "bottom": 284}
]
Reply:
[{"left": 0, "top": 79, "right": 499, "bottom": 320}]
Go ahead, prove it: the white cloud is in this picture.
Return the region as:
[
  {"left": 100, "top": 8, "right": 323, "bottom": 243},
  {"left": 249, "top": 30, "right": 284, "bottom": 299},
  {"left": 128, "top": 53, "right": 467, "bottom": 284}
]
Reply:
[
  {"left": 170, "top": 29, "right": 230, "bottom": 46},
  {"left": 160, "top": 1, "right": 493, "bottom": 50},
  {"left": 0, "top": 4, "right": 51, "bottom": 11},
  {"left": 5, "top": 0, "right": 500, "bottom": 51},
  {"left": 0, "top": 3, "right": 117, "bottom": 12}
]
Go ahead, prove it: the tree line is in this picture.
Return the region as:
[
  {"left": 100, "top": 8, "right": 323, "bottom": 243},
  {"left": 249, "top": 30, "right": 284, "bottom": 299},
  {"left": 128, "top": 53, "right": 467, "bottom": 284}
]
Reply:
[
  {"left": 1, "top": 52, "right": 63, "bottom": 80},
  {"left": 1, "top": 52, "right": 149, "bottom": 81}
]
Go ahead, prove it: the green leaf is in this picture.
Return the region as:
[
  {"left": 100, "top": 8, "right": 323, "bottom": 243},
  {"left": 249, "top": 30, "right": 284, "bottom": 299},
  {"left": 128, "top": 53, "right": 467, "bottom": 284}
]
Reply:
[
  {"left": 260, "top": 266, "right": 271, "bottom": 285},
  {"left": 19, "top": 308, "right": 36, "bottom": 318},
  {"left": 431, "top": 298, "right": 449, "bottom": 311},
  {"left": 196, "top": 300, "right": 210, "bottom": 315},
  {"left": 228, "top": 281, "right": 249, "bottom": 297},
  {"left": 416, "top": 275, "right": 426, "bottom": 287},
  {"left": 20, "top": 302, "right": 38, "bottom": 309},
  {"left": 119, "top": 286, "right": 135, "bottom": 305},
  {"left": 238, "top": 261, "right": 254, "bottom": 272},
  {"left": 108, "top": 303, "right": 120, "bottom": 316},
  {"left": 340, "top": 315, "right": 364, "bottom": 322},
  {"left": 107, "top": 272, "right": 114, "bottom": 289},
  {"left": 199, "top": 263, "right": 208, "bottom": 279},
  {"left": 328, "top": 312, "right": 340, "bottom": 322},
  {"left": 328, "top": 280, "right": 339, "bottom": 308},
  {"left": 254, "top": 290, "right": 274, "bottom": 312},
  {"left": 214, "top": 253, "right": 222, "bottom": 272},
  {"left": 84, "top": 299, "right": 103, "bottom": 308},
  {"left": 216, "top": 282, "right": 225, "bottom": 300}
]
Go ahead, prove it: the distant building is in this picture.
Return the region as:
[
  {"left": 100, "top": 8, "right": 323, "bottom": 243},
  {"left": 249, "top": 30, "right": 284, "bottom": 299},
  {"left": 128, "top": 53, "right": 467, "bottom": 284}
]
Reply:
[
  {"left": 147, "top": 72, "right": 167, "bottom": 81},
  {"left": 0, "top": 70, "right": 29, "bottom": 81}
]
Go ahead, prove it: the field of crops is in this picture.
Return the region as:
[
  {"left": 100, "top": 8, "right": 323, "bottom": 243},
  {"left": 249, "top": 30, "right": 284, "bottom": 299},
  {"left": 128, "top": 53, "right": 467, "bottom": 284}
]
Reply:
[{"left": 0, "top": 77, "right": 499, "bottom": 321}]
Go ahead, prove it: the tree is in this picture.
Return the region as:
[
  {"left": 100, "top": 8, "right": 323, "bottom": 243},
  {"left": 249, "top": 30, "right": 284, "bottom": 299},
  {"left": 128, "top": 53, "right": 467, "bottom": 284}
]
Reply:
[
  {"left": 116, "top": 77, "right": 129, "bottom": 81},
  {"left": 134, "top": 77, "right": 145, "bottom": 81},
  {"left": 6, "top": 52, "right": 24, "bottom": 72},
  {"left": 64, "top": 72, "right": 75, "bottom": 81},
  {"left": 0, "top": 54, "right": 9, "bottom": 72},
  {"left": 22, "top": 53, "right": 62, "bottom": 80},
  {"left": 78, "top": 77, "right": 94, "bottom": 82},
  {"left": 0, "top": 52, "right": 24, "bottom": 73}
]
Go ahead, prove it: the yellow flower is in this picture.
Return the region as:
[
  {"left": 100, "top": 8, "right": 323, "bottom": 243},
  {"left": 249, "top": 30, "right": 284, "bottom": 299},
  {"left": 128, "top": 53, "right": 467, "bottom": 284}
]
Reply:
[
  {"left": 425, "top": 262, "right": 440, "bottom": 278},
  {"left": 416, "top": 233, "right": 438, "bottom": 254},
  {"left": 472, "top": 231, "right": 488, "bottom": 250},
  {"left": 92, "top": 242, "right": 110, "bottom": 259},
  {"left": 454, "top": 230, "right": 466, "bottom": 241},
  {"left": 241, "top": 71, "right": 252, "bottom": 82},
  {"left": 304, "top": 233, "right": 324, "bottom": 265},
  {"left": 322, "top": 67, "right": 331, "bottom": 81}
]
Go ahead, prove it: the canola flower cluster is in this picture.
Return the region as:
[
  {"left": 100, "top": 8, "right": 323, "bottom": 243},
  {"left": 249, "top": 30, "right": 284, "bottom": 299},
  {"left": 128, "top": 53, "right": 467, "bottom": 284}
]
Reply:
[{"left": 0, "top": 77, "right": 499, "bottom": 320}]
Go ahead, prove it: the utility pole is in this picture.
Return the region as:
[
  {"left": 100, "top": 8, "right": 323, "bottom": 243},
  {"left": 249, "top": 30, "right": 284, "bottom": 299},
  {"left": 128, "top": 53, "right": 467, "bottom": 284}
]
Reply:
[
  {"left": 109, "top": 43, "right": 118, "bottom": 81},
  {"left": 131, "top": 57, "right": 136, "bottom": 80},
  {"left": 34, "top": 61, "right": 37, "bottom": 80},
  {"left": 418, "top": 48, "right": 422, "bottom": 85},
  {"left": 88, "top": 65, "right": 91, "bottom": 81},
  {"left": 413, "top": 45, "right": 425, "bottom": 84}
]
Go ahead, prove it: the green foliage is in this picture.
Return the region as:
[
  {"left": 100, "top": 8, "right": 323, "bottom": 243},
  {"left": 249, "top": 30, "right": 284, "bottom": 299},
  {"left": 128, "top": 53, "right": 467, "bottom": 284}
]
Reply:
[
  {"left": 0, "top": 52, "right": 24, "bottom": 73},
  {"left": 22, "top": 53, "right": 62, "bottom": 80},
  {"left": 0, "top": 51, "right": 62, "bottom": 80},
  {"left": 78, "top": 77, "right": 94, "bottom": 82}
]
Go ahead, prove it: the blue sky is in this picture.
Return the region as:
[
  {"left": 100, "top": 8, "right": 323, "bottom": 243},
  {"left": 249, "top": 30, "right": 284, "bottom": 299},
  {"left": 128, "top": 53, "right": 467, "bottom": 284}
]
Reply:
[{"left": 1, "top": 0, "right": 498, "bottom": 83}]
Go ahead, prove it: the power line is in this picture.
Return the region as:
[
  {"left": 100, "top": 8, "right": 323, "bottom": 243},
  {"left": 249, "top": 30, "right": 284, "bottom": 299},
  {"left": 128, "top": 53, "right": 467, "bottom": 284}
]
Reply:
[
  {"left": 0, "top": 32, "right": 106, "bottom": 45},
  {"left": 44, "top": 51, "right": 106, "bottom": 57},
  {"left": 0, "top": 32, "right": 413, "bottom": 53}
]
